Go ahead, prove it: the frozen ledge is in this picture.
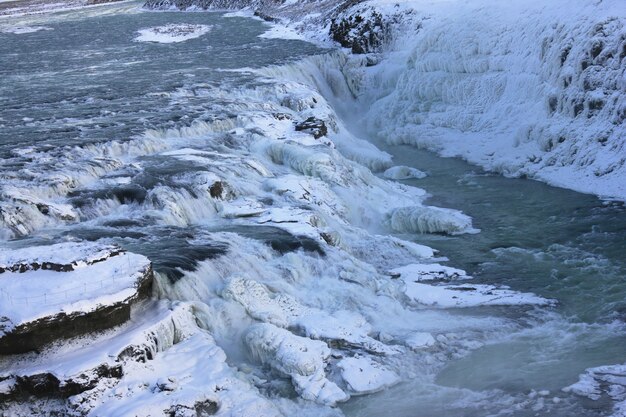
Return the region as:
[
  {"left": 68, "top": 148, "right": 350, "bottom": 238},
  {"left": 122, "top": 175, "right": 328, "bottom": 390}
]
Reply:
[{"left": 0, "top": 242, "right": 153, "bottom": 354}]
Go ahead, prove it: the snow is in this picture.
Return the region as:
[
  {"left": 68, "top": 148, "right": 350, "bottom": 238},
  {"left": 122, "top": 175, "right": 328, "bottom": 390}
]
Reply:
[
  {"left": 383, "top": 166, "right": 427, "bottom": 180},
  {"left": 337, "top": 356, "right": 400, "bottom": 395},
  {"left": 0, "top": 241, "right": 121, "bottom": 269},
  {"left": 389, "top": 263, "right": 470, "bottom": 281},
  {"left": 404, "top": 332, "right": 436, "bottom": 350},
  {"left": 0, "top": 243, "right": 150, "bottom": 332},
  {"left": 402, "top": 282, "right": 555, "bottom": 308},
  {"left": 259, "top": 24, "right": 304, "bottom": 41},
  {"left": 244, "top": 322, "right": 349, "bottom": 405},
  {"left": 135, "top": 24, "right": 212, "bottom": 44},
  {"left": 564, "top": 363, "right": 626, "bottom": 417}
]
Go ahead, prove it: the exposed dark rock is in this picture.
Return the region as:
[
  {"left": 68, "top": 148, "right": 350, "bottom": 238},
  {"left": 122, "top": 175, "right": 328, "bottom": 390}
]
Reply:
[
  {"left": 330, "top": 10, "right": 387, "bottom": 54},
  {"left": 254, "top": 10, "right": 278, "bottom": 22},
  {"left": 209, "top": 181, "right": 224, "bottom": 199},
  {"left": 167, "top": 400, "right": 218, "bottom": 417},
  {"left": 295, "top": 117, "right": 328, "bottom": 139}
]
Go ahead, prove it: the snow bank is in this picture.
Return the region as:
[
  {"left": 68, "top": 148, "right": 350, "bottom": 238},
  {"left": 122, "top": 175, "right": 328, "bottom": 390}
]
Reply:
[{"left": 135, "top": 24, "right": 212, "bottom": 43}]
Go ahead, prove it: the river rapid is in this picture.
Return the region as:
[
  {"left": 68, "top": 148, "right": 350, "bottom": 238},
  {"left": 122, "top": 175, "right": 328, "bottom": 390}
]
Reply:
[{"left": 1, "top": 3, "right": 625, "bottom": 417}]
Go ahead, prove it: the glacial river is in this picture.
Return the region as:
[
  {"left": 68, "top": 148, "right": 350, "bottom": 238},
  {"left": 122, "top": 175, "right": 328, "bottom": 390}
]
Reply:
[{"left": 1, "top": 3, "right": 625, "bottom": 417}]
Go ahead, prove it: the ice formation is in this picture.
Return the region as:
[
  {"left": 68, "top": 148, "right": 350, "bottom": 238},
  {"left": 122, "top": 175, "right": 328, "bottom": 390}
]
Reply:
[
  {"left": 134, "top": 24, "right": 212, "bottom": 43},
  {"left": 564, "top": 363, "right": 626, "bottom": 417},
  {"left": 337, "top": 356, "right": 400, "bottom": 395},
  {"left": 244, "top": 323, "right": 348, "bottom": 405},
  {"left": 2, "top": 0, "right": 619, "bottom": 415},
  {"left": 383, "top": 166, "right": 427, "bottom": 180}
]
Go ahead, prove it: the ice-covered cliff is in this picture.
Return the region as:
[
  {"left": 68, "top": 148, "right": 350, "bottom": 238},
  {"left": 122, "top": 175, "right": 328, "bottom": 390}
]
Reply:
[
  {"left": 359, "top": 0, "right": 626, "bottom": 200},
  {"left": 143, "top": 0, "right": 626, "bottom": 200}
]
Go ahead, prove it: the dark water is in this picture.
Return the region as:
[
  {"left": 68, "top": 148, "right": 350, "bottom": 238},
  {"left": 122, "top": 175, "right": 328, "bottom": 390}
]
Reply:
[{"left": 0, "top": 4, "right": 322, "bottom": 156}]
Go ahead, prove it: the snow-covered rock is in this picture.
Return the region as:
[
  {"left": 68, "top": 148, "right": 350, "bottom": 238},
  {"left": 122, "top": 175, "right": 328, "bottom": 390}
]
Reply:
[
  {"left": 134, "top": 24, "right": 212, "bottom": 44},
  {"left": 337, "top": 356, "right": 400, "bottom": 395},
  {"left": 402, "top": 282, "right": 555, "bottom": 308},
  {"left": 389, "top": 263, "right": 470, "bottom": 281},
  {"left": 0, "top": 242, "right": 152, "bottom": 354},
  {"left": 383, "top": 166, "right": 427, "bottom": 180},
  {"left": 244, "top": 323, "right": 348, "bottom": 405}
]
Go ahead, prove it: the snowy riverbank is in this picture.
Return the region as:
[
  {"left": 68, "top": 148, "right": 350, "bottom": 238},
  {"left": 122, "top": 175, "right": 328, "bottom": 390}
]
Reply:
[{"left": 145, "top": 0, "right": 626, "bottom": 200}]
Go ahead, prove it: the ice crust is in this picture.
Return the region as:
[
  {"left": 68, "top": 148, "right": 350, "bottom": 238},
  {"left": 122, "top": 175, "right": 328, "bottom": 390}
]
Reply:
[
  {"left": 383, "top": 166, "right": 427, "bottom": 180},
  {"left": 244, "top": 323, "right": 348, "bottom": 405},
  {"left": 565, "top": 363, "right": 626, "bottom": 417}
]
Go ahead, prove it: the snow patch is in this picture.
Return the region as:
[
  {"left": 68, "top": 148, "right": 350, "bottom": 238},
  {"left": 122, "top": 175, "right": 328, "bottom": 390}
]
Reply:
[{"left": 135, "top": 24, "right": 212, "bottom": 44}]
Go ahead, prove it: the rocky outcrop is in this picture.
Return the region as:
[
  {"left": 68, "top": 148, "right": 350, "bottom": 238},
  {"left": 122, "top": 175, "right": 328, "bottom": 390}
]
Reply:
[
  {"left": 0, "top": 242, "right": 153, "bottom": 354},
  {"left": 329, "top": 9, "right": 387, "bottom": 54},
  {"left": 295, "top": 117, "right": 328, "bottom": 139}
]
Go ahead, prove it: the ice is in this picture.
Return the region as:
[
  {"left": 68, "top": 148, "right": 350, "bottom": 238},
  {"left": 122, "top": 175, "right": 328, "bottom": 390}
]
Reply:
[
  {"left": 404, "top": 332, "right": 436, "bottom": 350},
  {"left": 389, "top": 263, "right": 470, "bottom": 281},
  {"left": 388, "top": 205, "right": 478, "bottom": 235},
  {"left": 244, "top": 323, "right": 348, "bottom": 405},
  {"left": 356, "top": 0, "right": 626, "bottom": 200},
  {"left": 337, "top": 356, "right": 400, "bottom": 395},
  {"left": 134, "top": 24, "right": 212, "bottom": 44},
  {"left": 383, "top": 166, "right": 427, "bottom": 180},
  {"left": 223, "top": 277, "right": 398, "bottom": 355},
  {"left": 402, "top": 282, "right": 555, "bottom": 308},
  {"left": 564, "top": 363, "right": 626, "bottom": 417}
]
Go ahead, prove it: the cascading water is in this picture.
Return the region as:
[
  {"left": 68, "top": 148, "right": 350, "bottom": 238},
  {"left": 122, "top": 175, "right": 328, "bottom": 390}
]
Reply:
[{"left": 1, "top": 1, "right": 625, "bottom": 416}]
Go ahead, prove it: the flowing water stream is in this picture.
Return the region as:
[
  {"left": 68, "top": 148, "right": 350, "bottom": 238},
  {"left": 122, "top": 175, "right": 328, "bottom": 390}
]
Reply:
[{"left": 1, "top": 3, "right": 625, "bottom": 417}]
